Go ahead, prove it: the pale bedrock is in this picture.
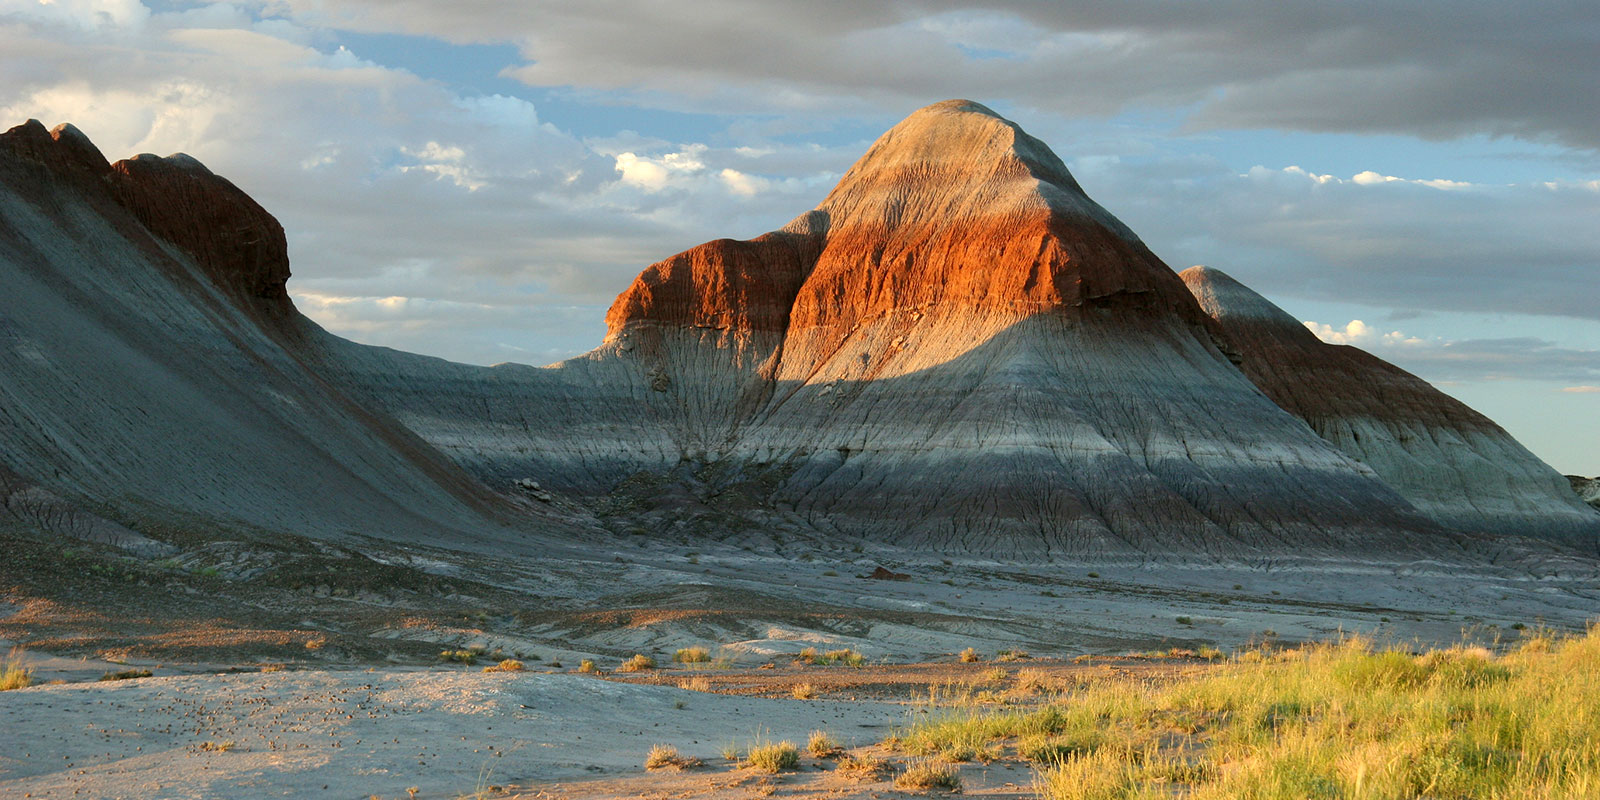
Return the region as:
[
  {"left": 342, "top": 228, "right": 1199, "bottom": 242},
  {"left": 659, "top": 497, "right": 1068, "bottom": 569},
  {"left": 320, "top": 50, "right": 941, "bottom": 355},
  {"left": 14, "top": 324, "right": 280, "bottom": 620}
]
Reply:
[{"left": 1183, "top": 265, "right": 1600, "bottom": 547}]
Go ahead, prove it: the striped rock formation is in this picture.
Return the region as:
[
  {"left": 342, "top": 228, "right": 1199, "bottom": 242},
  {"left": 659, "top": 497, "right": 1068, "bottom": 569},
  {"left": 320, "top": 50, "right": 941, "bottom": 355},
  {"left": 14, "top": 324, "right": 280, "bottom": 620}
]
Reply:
[
  {"left": 4, "top": 103, "right": 1595, "bottom": 558},
  {"left": 0, "top": 119, "right": 564, "bottom": 548},
  {"left": 1180, "top": 265, "right": 1600, "bottom": 547},
  {"left": 328, "top": 101, "right": 1580, "bottom": 556}
]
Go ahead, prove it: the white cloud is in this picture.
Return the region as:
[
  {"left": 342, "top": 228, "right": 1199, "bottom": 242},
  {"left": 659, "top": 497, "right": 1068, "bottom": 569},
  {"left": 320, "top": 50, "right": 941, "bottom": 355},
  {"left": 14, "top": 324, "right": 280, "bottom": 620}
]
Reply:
[
  {"left": 718, "top": 168, "right": 765, "bottom": 196},
  {"left": 400, "top": 141, "right": 485, "bottom": 191},
  {"left": 5, "top": 0, "right": 150, "bottom": 30},
  {"left": 612, "top": 145, "right": 706, "bottom": 191},
  {"left": 1562, "top": 385, "right": 1600, "bottom": 394},
  {"left": 1303, "top": 319, "right": 1425, "bottom": 347}
]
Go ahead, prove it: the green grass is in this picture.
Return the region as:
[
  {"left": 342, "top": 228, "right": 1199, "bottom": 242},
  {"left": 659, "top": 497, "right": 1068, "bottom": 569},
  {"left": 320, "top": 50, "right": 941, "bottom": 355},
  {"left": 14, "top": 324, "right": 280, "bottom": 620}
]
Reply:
[{"left": 893, "top": 628, "right": 1600, "bottom": 800}]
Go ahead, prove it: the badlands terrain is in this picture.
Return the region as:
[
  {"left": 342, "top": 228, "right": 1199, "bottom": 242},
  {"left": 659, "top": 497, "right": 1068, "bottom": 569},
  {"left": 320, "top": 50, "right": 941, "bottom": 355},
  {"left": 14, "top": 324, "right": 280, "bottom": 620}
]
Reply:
[{"left": 1, "top": 101, "right": 1597, "bottom": 798}]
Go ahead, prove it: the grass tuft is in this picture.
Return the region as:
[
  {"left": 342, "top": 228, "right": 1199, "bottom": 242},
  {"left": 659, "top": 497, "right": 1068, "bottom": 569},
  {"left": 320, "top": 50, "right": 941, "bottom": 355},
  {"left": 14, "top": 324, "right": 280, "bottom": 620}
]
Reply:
[
  {"left": 836, "top": 752, "right": 892, "bottom": 782},
  {"left": 895, "top": 759, "right": 963, "bottom": 792},
  {"left": 617, "top": 654, "right": 657, "bottom": 672},
  {"left": 808, "top": 730, "right": 841, "bottom": 757},
  {"left": 673, "top": 646, "right": 711, "bottom": 664},
  {"left": 644, "top": 743, "right": 702, "bottom": 771},
  {"left": 99, "top": 669, "right": 153, "bottom": 681},
  {"left": 743, "top": 740, "right": 800, "bottom": 772},
  {"left": 1, "top": 649, "right": 33, "bottom": 691}
]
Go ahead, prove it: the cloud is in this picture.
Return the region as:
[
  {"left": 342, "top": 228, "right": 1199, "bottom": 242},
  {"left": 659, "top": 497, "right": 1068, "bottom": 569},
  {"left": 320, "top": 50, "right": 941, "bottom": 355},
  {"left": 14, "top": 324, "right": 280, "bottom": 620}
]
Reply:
[
  {"left": 1069, "top": 155, "right": 1600, "bottom": 322},
  {"left": 1299, "top": 327, "right": 1600, "bottom": 386},
  {"left": 272, "top": 1, "right": 1600, "bottom": 151},
  {"left": 1303, "top": 319, "right": 1424, "bottom": 347},
  {"left": 1562, "top": 385, "right": 1600, "bottom": 394},
  {"left": 2, "top": 1, "right": 1595, "bottom": 375},
  {"left": 612, "top": 144, "right": 706, "bottom": 191}
]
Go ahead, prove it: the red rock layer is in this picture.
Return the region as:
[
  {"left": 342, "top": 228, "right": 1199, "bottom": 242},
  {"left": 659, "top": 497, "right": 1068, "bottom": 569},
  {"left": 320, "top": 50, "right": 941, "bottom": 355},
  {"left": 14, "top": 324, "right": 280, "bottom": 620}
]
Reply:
[
  {"left": 1180, "top": 266, "right": 1499, "bottom": 432},
  {"left": 603, "top": 223, "right": 823, "bottom": 338},
  {"left": 108, "top": 154, "right": 292, "bottom": 319},
  {"left": 0, "top": 120, "right": 291, "bottom": 321},
  {"left": 606, "top": 101, "right": 1216, "bottom": 356}
]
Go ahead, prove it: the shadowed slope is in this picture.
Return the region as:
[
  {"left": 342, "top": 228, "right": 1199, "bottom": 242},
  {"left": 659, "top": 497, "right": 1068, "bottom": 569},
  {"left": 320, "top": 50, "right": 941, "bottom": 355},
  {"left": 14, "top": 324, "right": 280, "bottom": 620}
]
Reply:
[
  {"left": 1182, "top": 265, "right": 1600, "bottom": 546},
  {"left": 0, "top": 120, "right": 571, "bottom": 548}
]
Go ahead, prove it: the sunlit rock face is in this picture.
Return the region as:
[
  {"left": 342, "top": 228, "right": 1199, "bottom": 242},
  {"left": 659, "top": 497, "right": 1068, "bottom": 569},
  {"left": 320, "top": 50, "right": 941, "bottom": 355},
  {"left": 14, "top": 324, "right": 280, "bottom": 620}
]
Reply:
[{"left": 1182, "top": 265, "right": 1600, "bottom": 547}]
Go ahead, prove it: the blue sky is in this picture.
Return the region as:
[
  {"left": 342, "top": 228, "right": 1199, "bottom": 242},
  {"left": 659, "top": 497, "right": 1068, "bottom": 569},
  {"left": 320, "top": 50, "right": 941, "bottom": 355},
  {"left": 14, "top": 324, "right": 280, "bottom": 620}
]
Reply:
[{"left": 2, "top": 0, "right": 1596, "bottom": 474}]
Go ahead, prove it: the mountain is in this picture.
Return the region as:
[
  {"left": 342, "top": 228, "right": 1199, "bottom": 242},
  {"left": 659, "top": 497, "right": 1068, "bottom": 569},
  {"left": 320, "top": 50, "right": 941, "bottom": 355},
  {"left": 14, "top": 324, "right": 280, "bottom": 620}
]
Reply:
[
  {"left": 1181, "top": 265, "right": 1600, "bottom": 546},
  {"left": 318, "top": 101, "right": 1596, "bottom": 556},
  {"left": 3, "top": 102, "right": 1596, "bottom": 559},
  {"left": 1571, "top": 476, "right": 1600, "bottom": 510},
  {"left": 0, "top": 119, "right": 568, "bottom": 549}
]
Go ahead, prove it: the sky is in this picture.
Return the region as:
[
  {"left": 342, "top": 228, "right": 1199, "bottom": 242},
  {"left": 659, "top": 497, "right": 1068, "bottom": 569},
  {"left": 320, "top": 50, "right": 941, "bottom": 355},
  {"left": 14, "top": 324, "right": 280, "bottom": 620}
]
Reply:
[{"left": 1, "top": 0, "right": 1596, "bottom": 474}]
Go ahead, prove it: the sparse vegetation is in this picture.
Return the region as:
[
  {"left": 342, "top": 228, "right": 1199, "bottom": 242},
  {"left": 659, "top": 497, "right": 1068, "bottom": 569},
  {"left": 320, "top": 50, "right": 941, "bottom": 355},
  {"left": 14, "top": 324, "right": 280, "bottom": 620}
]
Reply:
[
  {"left": 888, "top": 629, "right": 1600, "bottom": 800},
  {"left": 792, "top": 682, "right": 817, "bottom": 699},
  {"left": 644, "top": 743, "right": 701, "bottom": 770},
  {"left": 578, "top": 659, "right": 597, "bottom": 673},
  {"left": 482, "top": 659, "right": 525, "bottom": 673},
  {"left": 439, "top": 649, "right": 477, "bottom": 665},
  {"left": 673, "top": 646, "right": 710, "bottom": 664},
  {"left": 743, "top": 740, "right": 800, "bottom": 772},
  {"left": 836, "top": 752, "right": 892, "bottom": 781},
  {"left": 895, "top": 758, "right": 962, "bottom": 792},
  {"left": 1, "top": 648, "right": 33, "bottom": 691},
  {"left": 677, "top": 676, "right": 712, "bottom": 692},
  {"left": 1175, "top": 615, "right": 1193, "bottom": 625},
  {"left": 808, "top": 730, "right": 840, "bottom": 757},
  {"left": 618, "top": 654, "right": 657, "bottom": 672},
  {"left": 198, "top": 740, "right": 235, "bottom": 752},
  {"left": 995, "top": 649, "right": 1029, "bottom": 662},
  {"left": 958, "top": 647, "right": 981, "bottom": 663},
  {"left": 99, "top": 669, "right": 153, "bottom": 681},
  {"left": 796, "top": 646, "right": 865, "bottom": 666}
]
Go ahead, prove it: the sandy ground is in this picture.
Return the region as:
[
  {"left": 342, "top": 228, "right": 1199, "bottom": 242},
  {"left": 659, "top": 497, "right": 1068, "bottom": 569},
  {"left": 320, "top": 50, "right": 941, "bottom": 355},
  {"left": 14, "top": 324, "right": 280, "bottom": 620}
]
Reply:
[
  {"left": 0, "top": 668, "right": 913, "bottom": 799},
  {"left": 3, "top": 514, "right": 1597, "bottom": 798}
]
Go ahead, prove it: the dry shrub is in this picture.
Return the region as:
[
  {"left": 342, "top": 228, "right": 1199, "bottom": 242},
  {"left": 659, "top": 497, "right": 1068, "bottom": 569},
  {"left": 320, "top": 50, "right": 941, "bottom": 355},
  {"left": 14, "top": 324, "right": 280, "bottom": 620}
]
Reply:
[
  {"left": 644, "top": 743, "right": 702, "bottom": 771},
  {"left": 1, "top": 649, "right": 33, "bottom": 691},
  {"left": 836, "top": 753, "right": 892, "bottom": 782},
  {"left": 959, "top": 647, "right": 981, "bottom": 663},
  {"left": 744, "top": 741, "right": 800, "bottom": 772},
  {"left": 482, "top": 659, "right": 525, "bottom": 673},
  {"left": 618, "top": 654, "right": 656, "bottom": 672},
  {"left": 673, "top": 646, "right": 711, "bottom": 664},
  {"left": 808, "top": 730, "right": 841, "bottom": 757},
  {"left": 895, "top": 759, "right": 962, "bottom": 792}
]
